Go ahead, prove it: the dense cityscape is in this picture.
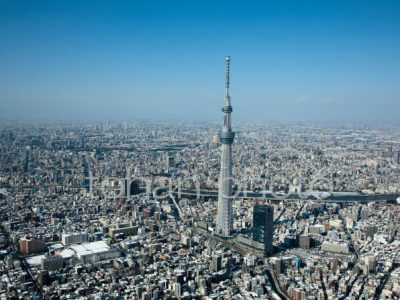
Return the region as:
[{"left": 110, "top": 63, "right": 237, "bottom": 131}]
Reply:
[{"left": 1, "top": 117, "right": 399, "bottom": 299}]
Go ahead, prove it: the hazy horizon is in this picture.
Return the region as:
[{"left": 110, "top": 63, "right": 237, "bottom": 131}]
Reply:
[{"left": 1, "top": 1, "right": 400, "bottom": 123}]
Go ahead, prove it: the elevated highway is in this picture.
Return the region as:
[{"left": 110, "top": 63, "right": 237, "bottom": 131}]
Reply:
[{"left": 167, "top": 188, "right": 398, "bottom": 203}]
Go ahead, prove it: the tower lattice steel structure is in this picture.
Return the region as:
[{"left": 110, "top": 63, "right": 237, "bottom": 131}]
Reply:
[{"left": 216, "top": 56, "right": 235, "bottom": 236}]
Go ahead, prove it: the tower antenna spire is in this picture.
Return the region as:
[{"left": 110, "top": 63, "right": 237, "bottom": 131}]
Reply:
[{"left": 226, "top": 56, "right": 230, "bottom": 96}]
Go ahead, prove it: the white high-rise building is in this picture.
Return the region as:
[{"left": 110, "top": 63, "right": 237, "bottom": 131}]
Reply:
[
  {"left": 216, "top": 56, "right": 235, "bottom": 236},
  {"left": 61, "top": 232, "right": 89, "bottom": 246}
]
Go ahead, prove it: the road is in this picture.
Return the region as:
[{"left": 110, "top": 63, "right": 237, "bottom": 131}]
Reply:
[
  {"left": 170, "top": 188, "right": 398, "bottom": 203},
  {"left": 195, "top": 228, "right": 289, "bottom": 300}
]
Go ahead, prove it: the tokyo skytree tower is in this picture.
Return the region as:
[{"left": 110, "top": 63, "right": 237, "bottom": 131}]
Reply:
[{"left": 216, "top": 56, "right": 235, "bottom": 236}]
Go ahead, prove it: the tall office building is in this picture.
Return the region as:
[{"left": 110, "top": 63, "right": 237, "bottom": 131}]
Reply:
[
  {"left": 253, "top": 205, "right": 274, "bottom": 255},
  {"left": 365, "top": 255, "right": 376, "bottom": 273},
  {"left": 166, "top": 152, "right": 175, "bottom": 173},
  {"left": 216, "top": 56, "right": 235, "bottom": 236},
  {"left": 211, "top": 254, "right": 222, "bottom": 272}
]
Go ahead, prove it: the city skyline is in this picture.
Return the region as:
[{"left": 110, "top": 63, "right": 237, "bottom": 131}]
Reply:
[
  {"left": 1, "top": 2, "right": 400, "bottom": 298},
  {"left": 1, "top": 1, "right": 400, "bottom": 123}
]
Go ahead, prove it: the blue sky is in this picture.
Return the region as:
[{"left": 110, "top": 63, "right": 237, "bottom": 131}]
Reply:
[{"left": 0, "top": 0, "right": 399, "bottom": 123}]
